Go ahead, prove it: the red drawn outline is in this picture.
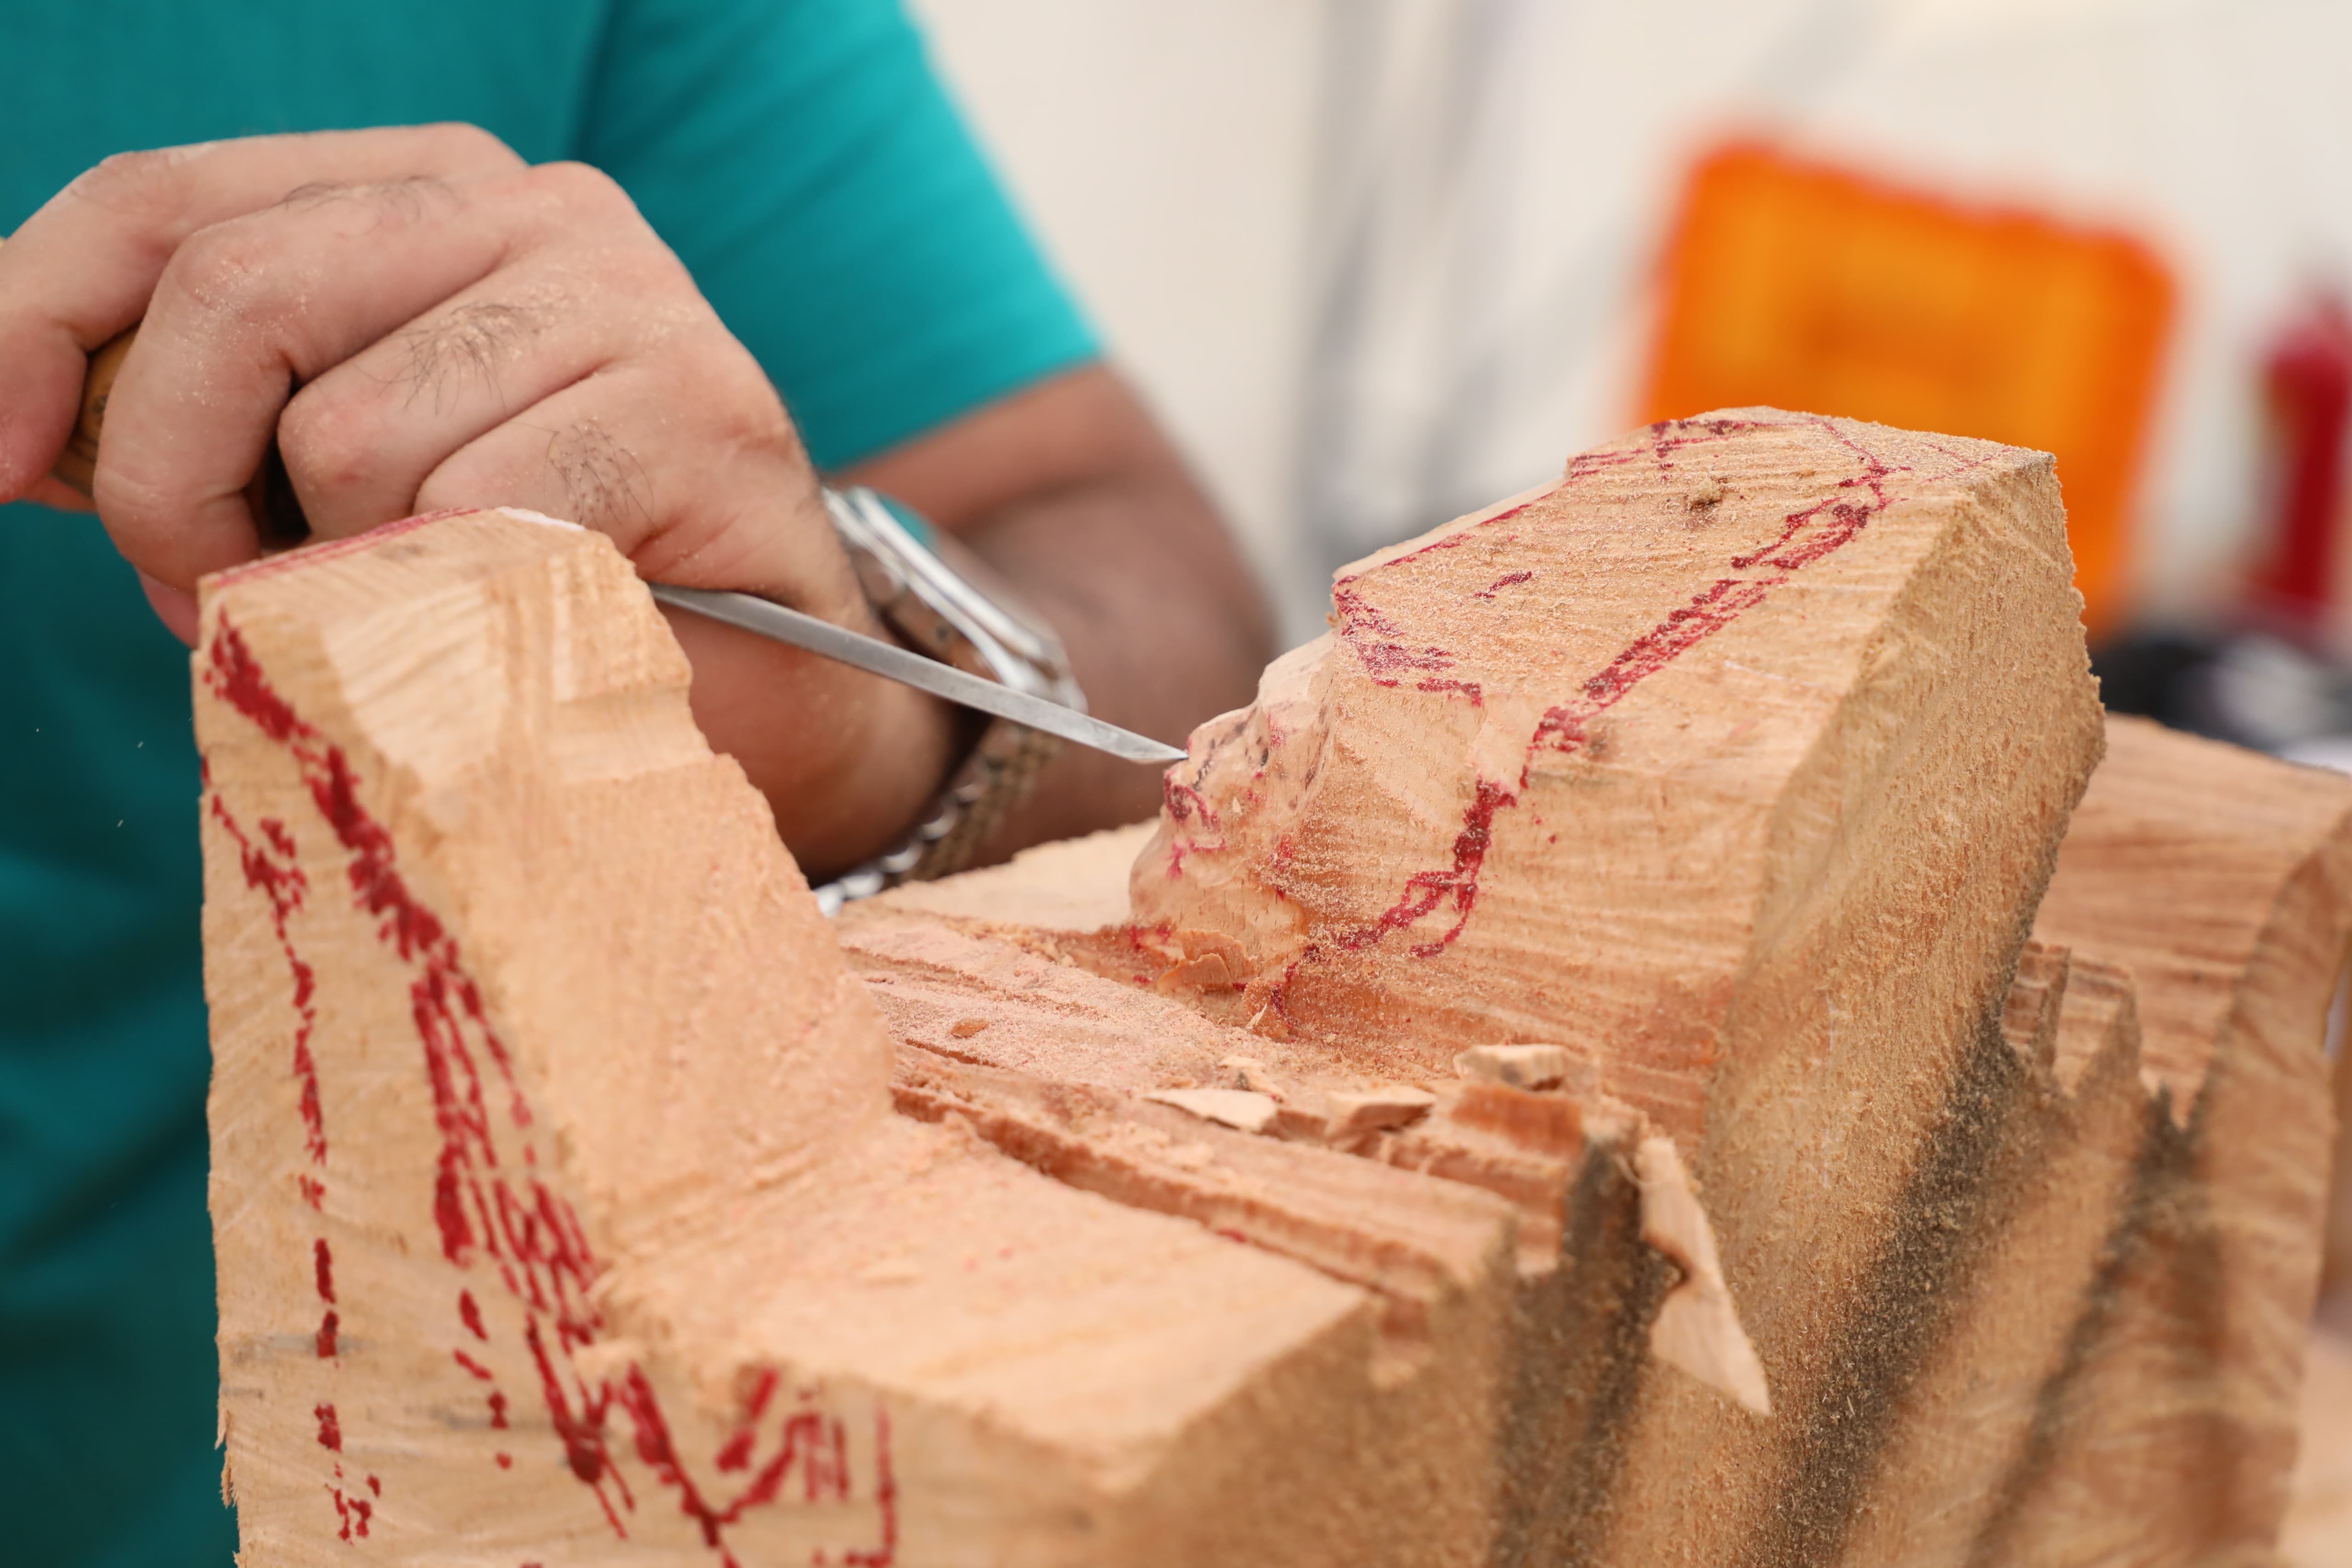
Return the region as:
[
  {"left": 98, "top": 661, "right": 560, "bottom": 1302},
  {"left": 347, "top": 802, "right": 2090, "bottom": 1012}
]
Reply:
[
  {"left": 204, "top": 610, "right": 897, "bottom": 1565},
  {"left": 1269, "top": 415, "right": 1917, "bottom": 991}
]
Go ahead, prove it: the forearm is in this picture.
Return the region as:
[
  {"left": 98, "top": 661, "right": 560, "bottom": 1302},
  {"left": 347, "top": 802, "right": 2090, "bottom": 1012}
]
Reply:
[
  {"left": 663, "top": 604, "right": 959, "bottom": 880},
  {"left": 845, "top": 363, "right": 1278, "bottom": 860},
  {"left": 961, "top": 461, "right": 1275, "bottom": 851}
]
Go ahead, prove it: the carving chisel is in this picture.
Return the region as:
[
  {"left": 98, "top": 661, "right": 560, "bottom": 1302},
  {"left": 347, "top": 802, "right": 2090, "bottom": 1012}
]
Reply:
[
  {"left": 36, "top": 317, "right": 1186, "bottom": 767},
  {"left": 644, "top": 582, "right": 1182, "bottom": 765}
]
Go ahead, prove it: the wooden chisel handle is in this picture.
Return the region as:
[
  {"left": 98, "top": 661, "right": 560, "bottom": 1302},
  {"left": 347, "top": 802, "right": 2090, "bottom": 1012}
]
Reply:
[
  {"left": 2, "top": 238, "right": 307, "bottom": 539},
  {"left": 50, "top": 326, "right": 133, "bottom": 498}
]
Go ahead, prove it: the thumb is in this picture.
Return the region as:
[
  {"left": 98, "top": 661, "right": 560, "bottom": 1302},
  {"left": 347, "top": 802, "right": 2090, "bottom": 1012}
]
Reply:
[{"left": 138, "top": 569, "right": 199, "bottom": 646}]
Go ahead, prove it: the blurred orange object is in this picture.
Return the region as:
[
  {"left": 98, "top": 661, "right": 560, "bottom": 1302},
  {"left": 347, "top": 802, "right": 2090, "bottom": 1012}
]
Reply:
[{"left": 1640, "top": 142, "right": 2175, "bottom": 634}]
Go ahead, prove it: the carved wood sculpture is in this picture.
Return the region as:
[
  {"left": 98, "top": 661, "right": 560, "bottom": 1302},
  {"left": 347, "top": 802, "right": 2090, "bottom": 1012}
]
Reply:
[
  {"left": 1823, "top": 938, "right": 2154, "bottom": 1568},
  {"left": 2283, "top": 1318, "right": 2352, "bottom": 1563},
  {"left": 2334, "top": 1048, "right": 2352, "bottom": 1303},
  {"left": 1128, "top": 411, "right": 2106, "bottom": 1568},
  {"left": 198, "top": 515, "right": 1525, "bottom": 1568},
  {"left": 1984, "top": 716, "right": 2352, "bottom": 1568},
  {"left": 194, "top": 410, "right": 2352, "bottom": 1567}
]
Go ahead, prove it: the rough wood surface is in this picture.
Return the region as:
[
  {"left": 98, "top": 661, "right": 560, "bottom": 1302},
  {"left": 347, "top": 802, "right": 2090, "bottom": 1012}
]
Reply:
[
  {"left": 1803, "top": 942, "right": 2146, "bottom": 1567},
  {"left": 197, "top": 512, "right": 1508, "bottom": 1567},
  {"left": 2327, "top": 1034, "right": 2352, "bottom": 1302},
  {"left": 1979, "top": 716, "right": 2352, "bottom": 1568},
  {"left": 1130, "top": 410, "right": 2103, "bottom": 1565},
  {"left": 2283, "top": 1311, "right": 2352, "bottom": 1566},
  {"left": 193, "top": 413, "right": 2351, "bottom": 1568},
  {"left": 833, "top": 886, "right": 1683, "bottom": 1560}
]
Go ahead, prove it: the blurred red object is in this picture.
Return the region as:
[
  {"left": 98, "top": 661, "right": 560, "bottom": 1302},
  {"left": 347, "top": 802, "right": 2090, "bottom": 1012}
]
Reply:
[{"left": 2249, "top": 291, "right": 2352, "bottom": 639}]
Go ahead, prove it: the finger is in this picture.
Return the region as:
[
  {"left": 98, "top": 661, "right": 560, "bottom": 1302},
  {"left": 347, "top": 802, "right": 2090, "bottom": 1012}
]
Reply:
[
  {"left": 21, "top": 475, "right": 96, "bottom": 512},
  {"left": 0, "top": 125, "right": 523, "bottom": 500},
  {"left": 92, "top": 179, "right": 507, "bottom": 584},
  {"left": 412, "top": 341, "right": 861, "bottom": 619},
  {"left": 97, "top": 161, "right": 678, "bottom": 587},
  {"left": 137, "top": 571, "right": 199, "bottom": 646},
  {"left": 277, "top": 242, "right": 681, "bottom": 539},
  {"left": 415, "top": 354, "right": 952, "bottom": 844}
]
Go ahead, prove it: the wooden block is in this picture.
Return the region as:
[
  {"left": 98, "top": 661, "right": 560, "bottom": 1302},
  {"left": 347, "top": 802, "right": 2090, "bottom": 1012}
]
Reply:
[
  {"left": 2281, "top": 1319, "right": 2352, "bottom": 1566},
  {"left": 194, "top": 511, "right": 1515, "bottom": 1566},
  {"left": 195, "top": 419, "right": 2349, "bottom": 1567},
  {"left": 1456, "top": 1044, "right": 1574, "bottom": 1091},
  {"left": 1828, "top": 941, "right": 2156, "bottom": 1568},
  {"left": 1131, "top": 410, "right": 2104, "bottom": 1562},
  {"left": 870, "top": 822, "right": 1153, "bottom": 935},
  {"left": 888, "top": 1045, "right": 1515, "bottom": 1362},
  {"left": 1980, "top": 715, "right": 2352, "bottom": 1568},
  {"left": 2327, "top": 1019, "right": 2352, "bottom": 1302},
  {"left": 839, "top": 881, "right": 1711, "bottom": 1557}
]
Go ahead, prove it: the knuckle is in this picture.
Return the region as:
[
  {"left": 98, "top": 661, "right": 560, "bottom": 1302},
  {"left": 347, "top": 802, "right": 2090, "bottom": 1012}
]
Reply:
[
  {"left": 162, "top": 222, "right": 284, "bottom": 319},
  {"left": 531, "top": 160, "right": 639, "bottom": 221},
  {"left": 544, "top": 417, "right": 655, "bottom": 531},
  {"left": 585, "top": 248, "right": 694, "bottom": 322},
  {"left": 389, "top": 301, "right": 549, "bottom": 414},
  {"left": 420, "top": 121, "right": 524, "bottom": 173},
  {"left": 619, "top": 240, "right": 695, "bottom": 296},
  {"left": 274, "top": 174, "right": 455, "bottom": 226},
  {"left": 277, "top": 385, "right": 382, "bottom": 493},
  {"left": 697, "top": 343, "right": 794, "bottom": 446},
  {"left": 66, "top": 147, "right": 201, "bottom": 223}
]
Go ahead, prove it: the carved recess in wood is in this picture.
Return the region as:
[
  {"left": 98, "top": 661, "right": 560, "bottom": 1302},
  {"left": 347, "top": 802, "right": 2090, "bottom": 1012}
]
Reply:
[
  {"left": 1129, "top": 409, "right": 2111, "bottom": 1566},
  {"left": 192, "top": 413, "right": 2352, "bottom": 1568},
  {"left": 198, "top": 513, "right": 1521, "bottom": 1566}
]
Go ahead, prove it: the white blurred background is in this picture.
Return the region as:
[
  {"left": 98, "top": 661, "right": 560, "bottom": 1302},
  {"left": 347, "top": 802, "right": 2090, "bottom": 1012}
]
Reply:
[{"left": 911, "top": 0, "right": 2352, "bottom": 655}]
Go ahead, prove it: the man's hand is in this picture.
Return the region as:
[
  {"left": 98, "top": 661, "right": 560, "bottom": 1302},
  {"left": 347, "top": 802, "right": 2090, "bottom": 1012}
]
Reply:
[{"left": 0, "top": 125, "right": 953, "bottom": 877}]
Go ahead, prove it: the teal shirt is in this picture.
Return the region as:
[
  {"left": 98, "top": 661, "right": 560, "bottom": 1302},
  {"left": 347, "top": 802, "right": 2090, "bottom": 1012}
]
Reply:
[{"left": 0, "top": 4, "right": 1093, "bottom": 1562}]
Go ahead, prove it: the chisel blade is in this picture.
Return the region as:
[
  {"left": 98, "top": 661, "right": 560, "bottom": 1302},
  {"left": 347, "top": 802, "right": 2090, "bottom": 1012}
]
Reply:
[{"left": 649, "top": 583, "right": 1187, "bottom": 766}]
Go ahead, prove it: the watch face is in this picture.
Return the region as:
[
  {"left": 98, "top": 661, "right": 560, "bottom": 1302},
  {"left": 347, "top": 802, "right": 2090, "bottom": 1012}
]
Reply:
[{"left": 805, "top": 487, "right": 1093, "bottom": 907}]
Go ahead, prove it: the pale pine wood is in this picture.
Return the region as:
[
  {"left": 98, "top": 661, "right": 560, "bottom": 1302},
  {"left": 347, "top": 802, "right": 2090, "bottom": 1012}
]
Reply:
[
  {"left": 2283, "top": 1313, "right": 2352, "bottom": 1566},
  {"left": 194, "top": 413, "right": 2352, "bottom": 1568},
  {"left": 196, "top": 511, "right": 1508, "bottom": 1567},
  {"left": 1978, "top": 716, "right": 2352, "bottom": 1568},
  {"left": 1827, "top": 942, "right": 2156, "bottom": 1568},
  {"left": 835, "top": 887, "right": 1685, "bottom": 1555},
  {"left": 1128, "top": 410, "right": 2104, "bottom": 1565},
  {"left": 2327, "top": 1030, "right": 2352, "bottom": 1300},
  {"left": 859, "top": 747, "right": 2352, "bottom": 1568}
]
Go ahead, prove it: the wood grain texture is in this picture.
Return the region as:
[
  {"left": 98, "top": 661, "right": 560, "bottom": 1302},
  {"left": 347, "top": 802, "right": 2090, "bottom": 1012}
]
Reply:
[
  {"left": 2282, "top": 1313, "right": 2352, "bottom": 1567},
  {"left": 1131, "top": 410, "right": 2105, "bottom": 1565},
  {"left": 1829, "top": 942, "right": 2154, "bottom": 1568},
  {"left": 193, "top": 413, "right": 2350, "bottom": 1567},
  {"left": 196, "top": 510, "right": 1502, "bottom": 1567},
  {"left": 2325, "top": 1028, "right": 2352, "bottom": 1301},
  {"left": 834, "top": 886, "right": 1683, "bottom": 1559},
  {"left": 1980, "top": 716, "right": 2352, "bottom": 1568}
]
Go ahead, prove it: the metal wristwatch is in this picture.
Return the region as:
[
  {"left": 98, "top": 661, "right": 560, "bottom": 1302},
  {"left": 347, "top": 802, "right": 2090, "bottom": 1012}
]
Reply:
[{"left": 810, "top": 485, "right": 1083, "bottom": 915}]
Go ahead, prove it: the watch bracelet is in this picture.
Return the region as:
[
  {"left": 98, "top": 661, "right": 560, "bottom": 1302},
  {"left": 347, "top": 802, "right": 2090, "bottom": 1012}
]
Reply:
[
  {"left": 809, "top": 487, "right": 1076, "bottom": 915},
  {"left": 813, "top": 713, "right": 1063, "bottom": 917}
]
